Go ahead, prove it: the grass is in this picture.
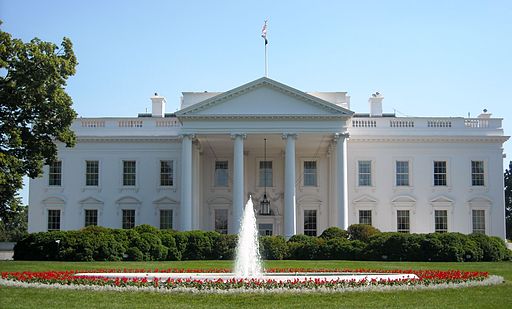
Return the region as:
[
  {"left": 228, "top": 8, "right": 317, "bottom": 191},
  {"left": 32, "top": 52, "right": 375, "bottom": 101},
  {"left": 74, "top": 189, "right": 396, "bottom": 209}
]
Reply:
[{"left": 0, "top": 260, "right": 511, "bottom": 308}]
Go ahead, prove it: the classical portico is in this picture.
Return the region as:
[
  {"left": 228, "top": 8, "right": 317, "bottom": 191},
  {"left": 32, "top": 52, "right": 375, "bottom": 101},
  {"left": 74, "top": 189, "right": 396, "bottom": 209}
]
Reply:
[{"left": 176, "top": 77, "right": 353, "bottom": 237}]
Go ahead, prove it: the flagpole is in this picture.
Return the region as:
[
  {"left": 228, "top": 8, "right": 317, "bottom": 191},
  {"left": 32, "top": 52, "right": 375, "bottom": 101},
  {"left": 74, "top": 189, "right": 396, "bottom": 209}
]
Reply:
[{"left": 265, "top": 42, "right": 268, "bottom": 77}]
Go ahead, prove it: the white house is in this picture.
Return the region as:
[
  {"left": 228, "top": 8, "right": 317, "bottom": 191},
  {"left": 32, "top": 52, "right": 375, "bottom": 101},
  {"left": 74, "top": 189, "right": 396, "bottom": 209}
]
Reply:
[{"left": 28, "top": 77, "right": 509, "bottom": 239}]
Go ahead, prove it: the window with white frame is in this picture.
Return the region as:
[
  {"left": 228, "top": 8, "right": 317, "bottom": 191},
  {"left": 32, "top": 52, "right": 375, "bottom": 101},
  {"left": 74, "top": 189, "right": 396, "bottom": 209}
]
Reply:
[
  {"left": 258, "top": 223, "right": 273, "bottom": 236},
  {"left": 160, "top": 160, "right": 174, "bottom": 186},
  {"left": 433, "top": 161, "right": 447, "bottom": 186},
  {"left": 214, "top": 161, "right": 229, "bottom": 187},
  {"left": 472, "top": 209, "right": 486, "bottom": 234},
  {"left": 434, "top": 210, "right": 448, "bottom": 233},
  {"left": 49, "top": 161, "right": 62, "bottom": 186},
  {"left": 160, "top": 209, "right": 173, "bottom": 229},
  {"left": 471, "top": 161, "right": 485, "bottom": 186},
  {"left": 359, "top": 210, "right": 372, "bottom": 225},
  {"left": 85, "top": 160, "right": 99, "bottom": 186},
  {"left": 84, "top": 209, "right": 98, "bottom": 227},
  {"left": 122, "top": 160, "right": 136, "bottom": 186},
  {"left": 303, "top": 210, "right": 317, "bottom": 236},
  {"left": 358, "top": 160, "right": 372, "bottom": 186},
  {"left": 214, "top": 209, "right": 228, "bottom": 234},
  {"left": 303, "top": 161, "right": 317, "bottom": 186},
  {"left": 47, "top": 209, "right": 61, "bottom": 231},
  {"left": 395, "top": 161, "right": 409, "bottom": 186},
  {"left": 259, "top": 160, "right": 273, "bottom": 187},
  {"left": 122, "top": 209, "right": 135, "bottom": 229},
  {"left": 396, "top": 210, "right": 410, "bottom": 233}
]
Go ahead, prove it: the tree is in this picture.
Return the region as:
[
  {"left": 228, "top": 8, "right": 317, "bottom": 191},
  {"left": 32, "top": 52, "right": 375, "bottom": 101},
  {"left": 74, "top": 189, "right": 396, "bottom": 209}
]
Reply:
[
  {"left": 504, "top": 161, "right": 512, "bottom": 239},
  {"left": 0, "top": 197, "right": 27, "bottom": 242},
  {"left": 0, "top": 21, "right": 77, "bottom": 221}
]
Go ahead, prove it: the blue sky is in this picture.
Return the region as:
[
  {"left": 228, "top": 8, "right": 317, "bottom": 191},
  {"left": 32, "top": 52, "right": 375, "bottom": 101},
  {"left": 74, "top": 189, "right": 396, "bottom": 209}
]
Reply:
[{"left": 1, "top": 0, "right": 511, "bottom": 204}]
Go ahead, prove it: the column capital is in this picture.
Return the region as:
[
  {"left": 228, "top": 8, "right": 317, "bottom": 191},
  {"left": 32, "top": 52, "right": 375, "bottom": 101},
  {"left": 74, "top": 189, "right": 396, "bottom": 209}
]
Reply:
[
  {"left": 180, "top": 133, "right": 196, "bottom": 140},
  {"left": 333, "top": 132, "right": 350, "bottom": 141},
  {"left": 230, "top": 133, "right": 247, "bottom": 140},
  {"left": 281, "top": 133, "right": 297, "bottom": 140}
]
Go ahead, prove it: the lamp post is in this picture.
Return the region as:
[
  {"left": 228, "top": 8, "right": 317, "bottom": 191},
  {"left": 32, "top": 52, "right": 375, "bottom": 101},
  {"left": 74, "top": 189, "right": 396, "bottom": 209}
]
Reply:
[{"left": 260, "top": 138, "right": 271, "bottom": 215}]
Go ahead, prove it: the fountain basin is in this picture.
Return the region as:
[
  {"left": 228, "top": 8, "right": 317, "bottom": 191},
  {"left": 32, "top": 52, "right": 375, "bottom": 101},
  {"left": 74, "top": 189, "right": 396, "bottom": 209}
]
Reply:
[{"left": 74, "top": 272, "right": 418, "bottom": 282}]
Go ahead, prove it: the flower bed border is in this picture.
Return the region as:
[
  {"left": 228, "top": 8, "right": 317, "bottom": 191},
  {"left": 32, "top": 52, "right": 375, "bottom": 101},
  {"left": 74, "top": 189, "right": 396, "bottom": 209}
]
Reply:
[{"left": 0, "top": 268, "right": 504, "bottom": 294}]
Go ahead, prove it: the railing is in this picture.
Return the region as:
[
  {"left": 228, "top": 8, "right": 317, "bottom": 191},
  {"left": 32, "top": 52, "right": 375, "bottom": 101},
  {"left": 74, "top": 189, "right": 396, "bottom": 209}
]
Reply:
[
  {"left": 81, "top": 120, "right": 105, "bottom": 128},
  {"left": 76, "top": 117, "right": 181, "bottom": 133},
  {"left": 350, "top": 117, "right": 501, "bottom": 130}
]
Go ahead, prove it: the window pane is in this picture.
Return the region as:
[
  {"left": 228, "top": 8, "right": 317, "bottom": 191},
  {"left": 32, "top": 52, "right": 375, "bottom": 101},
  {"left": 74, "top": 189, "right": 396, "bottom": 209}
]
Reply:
[
  {"left": 123, "top": 161, "right": 136, "bottom": 186},
  {"left": 214, "top": 161, "right": 229, "bottom": 187},
  {"left": 84, "top": 209, "right": 98, "bottom": 227},
  {"left": 258, "top": 223, "right": 273, "bottom": 236},
  {"left": 160, "top": 160, "right": 174, "bottom": 186},
  {"left": 434, "top": 210, "right": 447, "bottom": 233},
  {"left": 433, "top": 161, "right": 447, "bottom": 186},
  {"left": 160, "top": 209, "right": 173, "bottom": 229},
  {"left": 472, "top": 209, "right": 485, "bottom": 234},
  {"left": 304, "top": 210, "right": 317, "bottom": 236},
  {"left": 358, "top": 161, "right": 372, "bottom": 186},
  {"left": 397, "top": 210, "right": 410, "bottom": 233},
  {"left": 122, "top": 209, "right": 135, "bottom": 229},
  {"left": 471, "top": 161, "right": 485, "bottom": 186},
  {"left": 359, "top": 210, "right": 372, "bottom": 225},
  {"left": 396, "top": 161, "right": 409, "bottom": 186},
  {"left": 49, "top": 161, "right": 62, "bottom": 186},
  {"left": 85, "top": 161, "right": 99, "bottom": 186},
  {"left": 259, "top": 161, "right": 273, "bottom": 187},
  {"left": 48, "top": 209, "right": 61, "bottom": 231},
  {"left": 304, "top": 161, "right": 317, "bottom": 186},
  {"left": 215, "top": 209, "right": 228, "bottom": 234}
]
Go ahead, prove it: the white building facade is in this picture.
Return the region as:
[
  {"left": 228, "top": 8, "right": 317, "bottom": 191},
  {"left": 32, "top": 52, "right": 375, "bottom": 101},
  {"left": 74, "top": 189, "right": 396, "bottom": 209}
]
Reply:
[{"left": 28, "top": 77, "right": 509, "bottom": 239}]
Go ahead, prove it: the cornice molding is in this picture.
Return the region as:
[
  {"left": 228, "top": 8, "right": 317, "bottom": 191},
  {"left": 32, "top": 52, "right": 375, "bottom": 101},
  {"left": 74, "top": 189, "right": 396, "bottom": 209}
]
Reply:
[
  {"left": 348, "top": 135, "right": 509, "bottom": 144},
  {"left": 178, "top": 114, "right": 351, "bottom": 120}
]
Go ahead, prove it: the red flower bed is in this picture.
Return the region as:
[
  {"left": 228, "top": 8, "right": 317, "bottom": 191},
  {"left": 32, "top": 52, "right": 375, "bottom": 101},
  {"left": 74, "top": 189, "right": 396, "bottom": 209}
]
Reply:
[{"left": 1, "top": 268, "right": 489, "bottom": 291}]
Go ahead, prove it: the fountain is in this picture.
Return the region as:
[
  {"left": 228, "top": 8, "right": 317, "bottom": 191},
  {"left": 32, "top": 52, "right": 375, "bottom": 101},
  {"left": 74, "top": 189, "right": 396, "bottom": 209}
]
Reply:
[{"left": 74, "top": 197, "right": 418, "bottom": 286}]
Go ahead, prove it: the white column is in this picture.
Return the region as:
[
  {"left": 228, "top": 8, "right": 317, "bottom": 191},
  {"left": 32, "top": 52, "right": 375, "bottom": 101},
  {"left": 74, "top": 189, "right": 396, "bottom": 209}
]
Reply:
[
  {"left": 180, "top": 134, "right": 193, "bottom": 231},
  {"left": 231, "top": 133, "right": 246, "bottom": 234},
  {"left": 335, "top": 132, "right": 349, "bottom": 230},
  {"left": 283, "top": 133, "right": 297, "bottom": 239}
]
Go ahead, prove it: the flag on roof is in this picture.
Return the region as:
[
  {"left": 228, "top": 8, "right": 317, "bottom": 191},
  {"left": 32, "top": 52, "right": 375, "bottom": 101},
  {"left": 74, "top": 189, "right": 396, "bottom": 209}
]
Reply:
[{"left": 261, "top": 20, "right": 268, "bottom": 45}]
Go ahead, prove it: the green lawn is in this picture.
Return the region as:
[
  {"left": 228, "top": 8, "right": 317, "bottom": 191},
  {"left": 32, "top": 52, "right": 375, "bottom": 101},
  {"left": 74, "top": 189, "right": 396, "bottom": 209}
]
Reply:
[{"left": 1, "top": 260, "right": 511, "bottom": 308}]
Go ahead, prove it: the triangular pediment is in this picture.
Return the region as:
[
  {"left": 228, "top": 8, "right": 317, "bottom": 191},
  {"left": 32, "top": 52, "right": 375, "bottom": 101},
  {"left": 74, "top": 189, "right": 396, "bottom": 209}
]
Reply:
[
  {"left": 467, "top": 196, "right": 492, "bottom": 206},
  {"left": 153, "top": 197, "right": 179, "bottom": 205},
  {"left": 116, "top": 196, "right": 141, "bottom": 204},
  {"left": 176, "top": 77, "right": 353, "bottom": 119},
  {"left": 79, "top": 197, "right": 103, "bottom": 205},
  {"left": 430, "top": 195, "right": 454, "bottom": 205},
  {"left": 42, "top": 196, "right": 65, "bottom": 205},
  {"left": 352, "top": 195, "right": 378, "bottom": 205}
]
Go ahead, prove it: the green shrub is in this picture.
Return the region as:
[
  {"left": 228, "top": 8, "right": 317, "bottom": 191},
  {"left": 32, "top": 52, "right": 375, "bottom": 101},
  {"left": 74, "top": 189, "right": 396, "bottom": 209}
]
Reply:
[
  {"left": 182, "top": 231, "right": 214, "bottom": 260},
  {"left": 319, "top": 227, "right": 348, "bottom": 240},
  {"left": 347, "top": 224, "right": 381, "bottom": 242},
  {"left": 287, "top": 235, "right": 324, "bottom": 259},
  {"left": 126, "top": 247, "right": 144, "bottom": 261},
  {"left": 322, "top": 238, "right": 365, "bottom": 260},
  {"left": 259, "top": 236, "right": 288, "bottom": 260},
  {"left": 159, "top": 231, "right": 181, "bottom": 260},
  {"left": 212, "top": 233, "right": 237, "bottom": 260},
  {"left": 469, "top": 233, "right": 510, "bottom": 261}
]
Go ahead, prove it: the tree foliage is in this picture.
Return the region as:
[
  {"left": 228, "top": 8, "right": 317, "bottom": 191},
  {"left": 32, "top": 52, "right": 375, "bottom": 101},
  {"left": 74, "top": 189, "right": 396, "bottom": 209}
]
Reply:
[
  {"left": 0, "top": 21, "right": 77, "bottom": 220},
  {"left": 504, "top": 161, "right": 512, "bottom": 239},
  {"left": 0, "top": 197, "right": 27, "bottom": 241}
]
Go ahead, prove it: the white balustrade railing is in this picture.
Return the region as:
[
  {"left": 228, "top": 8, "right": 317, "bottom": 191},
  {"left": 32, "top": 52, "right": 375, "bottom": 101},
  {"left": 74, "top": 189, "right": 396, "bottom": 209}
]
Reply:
[{"left": 350, "top": 117, "right": 501, "bottom": 130}]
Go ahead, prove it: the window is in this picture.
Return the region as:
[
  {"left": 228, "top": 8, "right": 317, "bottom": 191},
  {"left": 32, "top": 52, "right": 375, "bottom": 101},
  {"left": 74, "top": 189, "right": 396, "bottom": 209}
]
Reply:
[
  {"left": 259, "top": 161, "right": 273, "bottom": 187},
  {"left": 395, "top": 161, "right": 409, "bottom": 186},
  {"left": 123, "top": 161, "right": 136, "bottom": 186},
  {"left": 258, "top": 223, "right": 273, "bottom": 236},
  {"left": 359, "top": 210, "right": 372, "bottom": 225},
  {"left": 434, "top": 210, "right": 448, "bottom": 233},
  {"left": 358, "top": 160, "right": 372, "bottom": 186},
  {"left": 160, "top": 209, "right": 173, "bottom": 229},
  {"left": 85, "top": 161, "right": 99, "bottom": 186},
  {"left": 433, "top": 161, "right": 447, "bottom": 186},
  {"left": 397, "top": 210, "right": 410, "bottom": 233},
  {"left": 303, "top": 161, "right": 317, "bottom": 186},
  {"left": 471, "top": 161, "right": 485, "bottom": 186},
  {"left": 303, "top": 210, "right": 317, "bottom": 236},
  {"left": 122, "top": 209, "right": 135, "bottom": 229},
  {"left": 214, "top": 161, "right": 229, "bottom": 187},
  {"left": 214, "top": 209, "right": 228, "bottom": 234},
  {"left": 160, "top": 160, "right": 174, "bottom": 186},
  {"left": 47, "top": 209, "right": 61, "bottom": 231},
  {"left": 84, "top": 209, "right": 98, "bottom": 227},
  {"left": 48, "top": 161, "right": 62, "bottom": 186},
  {"left": 472, "top": 209, "right": 486, "bottom": 234}
]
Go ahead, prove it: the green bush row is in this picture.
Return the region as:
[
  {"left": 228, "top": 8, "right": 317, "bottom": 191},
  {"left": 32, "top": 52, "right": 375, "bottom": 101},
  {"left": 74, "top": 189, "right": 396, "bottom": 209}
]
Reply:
[{"left": 13, "top": 224, "right": 511, "bottom": 262}]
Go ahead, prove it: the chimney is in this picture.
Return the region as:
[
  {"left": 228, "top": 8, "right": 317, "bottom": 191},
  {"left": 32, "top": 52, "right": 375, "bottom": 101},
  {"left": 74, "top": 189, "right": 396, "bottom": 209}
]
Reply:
[
  {"left": 369, "top": 92, "right": 383, "bottom": 117},
  {"left": 151, "top": 92, "right": 166, "bottom": 117}
]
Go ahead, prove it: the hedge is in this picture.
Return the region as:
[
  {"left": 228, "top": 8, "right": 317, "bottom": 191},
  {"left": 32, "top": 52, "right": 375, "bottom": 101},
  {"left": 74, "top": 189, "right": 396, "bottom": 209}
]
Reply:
[{"left": 12, "top": 224, "right": 511, "bottom": 262}]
